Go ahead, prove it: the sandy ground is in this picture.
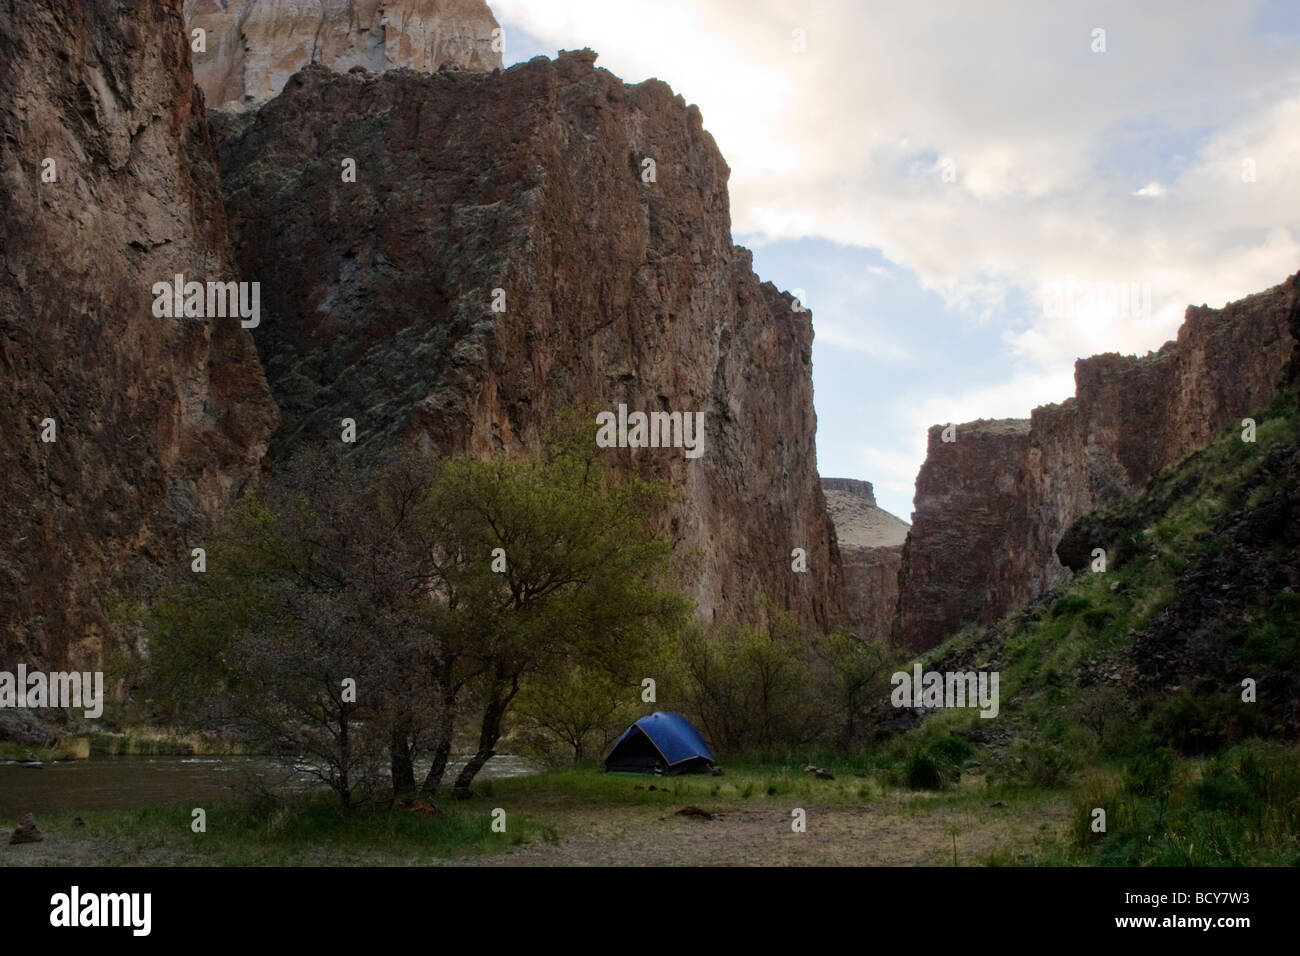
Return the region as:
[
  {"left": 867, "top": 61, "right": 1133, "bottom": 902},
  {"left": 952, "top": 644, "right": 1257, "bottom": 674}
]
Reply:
[
  {"left": 0, "top": 835, "right": 191, "bottom": 867},
  {"left": 446, "top": 792, "right": 1070, "bottom": 867}
]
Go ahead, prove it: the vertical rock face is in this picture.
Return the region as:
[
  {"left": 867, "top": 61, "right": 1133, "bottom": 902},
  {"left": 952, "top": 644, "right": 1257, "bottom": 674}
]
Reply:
[
  {"left": 0, "top": 0, "right": 278, "bottom": 669},
  {"left": 895, "top": 420, "right": 1033, "bottom": 651},
  {"left": 895, "top": 273, "right": 1299, "bottom": 651},
  {"left": 822, "top": 479, "right": 909, "bottom": 641},
  {"left": 213, "top": 52, "right": 844, "bottom": 632},
  {"left": 185, "top": 0, "right": 502, "bottom": 110}
]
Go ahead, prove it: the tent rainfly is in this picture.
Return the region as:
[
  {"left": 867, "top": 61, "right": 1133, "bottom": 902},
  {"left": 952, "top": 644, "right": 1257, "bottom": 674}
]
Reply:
[{"left": 604, "top": 712, "right": 715, "bottom": 775}]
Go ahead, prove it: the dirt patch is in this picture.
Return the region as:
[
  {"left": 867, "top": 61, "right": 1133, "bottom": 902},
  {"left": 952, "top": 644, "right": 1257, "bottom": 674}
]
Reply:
[{"left": 446, "top": 793, "right": 1070, "bottom": 866}]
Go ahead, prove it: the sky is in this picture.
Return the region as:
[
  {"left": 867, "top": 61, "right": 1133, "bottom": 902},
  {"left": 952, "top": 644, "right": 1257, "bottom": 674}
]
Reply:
[{"left": 489, "top": 0, "right": 1300, "bottom": 520}]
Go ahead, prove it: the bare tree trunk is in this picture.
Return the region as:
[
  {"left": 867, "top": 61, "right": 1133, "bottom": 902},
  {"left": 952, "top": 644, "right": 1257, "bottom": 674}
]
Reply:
[
  {"left": 420, "top": 675, "right": 458, "bottom": 795},
  {"left": 390, "top": 719, "right": 416, "bottom": 795},
  {"left": 452, "top": 746, "right": 495, "bottom": 794},
  {"left": 421, "top": 709, "right": 455, "bottom": 795},
  {"left": 453, "top": 674, "right": 519, "bottom": 794},
  {"left": 339, "top": 710, "right": 352, "bottom": 813},
  {"left": 453, "top": 699, "right": 503, "bottom": 794}
]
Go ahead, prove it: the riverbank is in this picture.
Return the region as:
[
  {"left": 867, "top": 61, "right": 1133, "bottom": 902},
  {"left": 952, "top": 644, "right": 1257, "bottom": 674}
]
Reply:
[{"left": 0, "top": 729, "right": 252, "bottom": 764}]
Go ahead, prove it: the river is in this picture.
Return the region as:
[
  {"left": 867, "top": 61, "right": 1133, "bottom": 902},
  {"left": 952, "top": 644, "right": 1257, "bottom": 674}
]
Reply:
[{"left": 0, "top": 754, "right": 539, "bottom": 816}]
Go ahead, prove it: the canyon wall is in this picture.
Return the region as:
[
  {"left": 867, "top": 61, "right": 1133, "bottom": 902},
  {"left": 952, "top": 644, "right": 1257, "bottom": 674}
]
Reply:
[
  {"left": 0, "top": 0, "right": 278, "bottom": 669},
  {"left": 213, "top": 52, "right": 845, "bottom": 631},
  {"left": 185, "top": 0, "right": 502, "bottom": 110},
  {"left": 895, "top": 272, "right": 1299, "bottom": 651},
  {"left": 894, "top": 420, "right": 1033, "bottom": 651},
  {"left": 822, "top": 478, "right": 908, "bottom": 641}
]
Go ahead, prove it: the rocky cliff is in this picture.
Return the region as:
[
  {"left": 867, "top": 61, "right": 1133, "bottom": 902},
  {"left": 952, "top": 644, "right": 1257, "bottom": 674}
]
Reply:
[
  {"left": 822, "top": 478, "right": 908, "bottom": 641},
  {"left": 0, "top": 0, "right": 278, "bottom": 669},
  {"left": 894, "top": 420, "right": 1033, "bottom": 651},
  {"left": 185, "top": 0, "right": 502, "bottom": 110},
  {"left": 213, "top": 52, "right": 845, "bottom": 631},
  {"left": 895, "top": 272, "right": 1299, "bottom": 651}
]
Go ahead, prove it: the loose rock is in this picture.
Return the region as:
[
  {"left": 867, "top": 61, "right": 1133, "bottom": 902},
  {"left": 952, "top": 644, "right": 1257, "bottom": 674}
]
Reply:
[{"left": 9, "top": 813, "right": 44, "bottom": 844}]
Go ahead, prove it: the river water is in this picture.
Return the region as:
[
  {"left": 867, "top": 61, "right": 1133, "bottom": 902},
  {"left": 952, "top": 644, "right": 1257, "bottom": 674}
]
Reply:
[{"left": 0, "top": 754, "right": 539, "bottom": 817}]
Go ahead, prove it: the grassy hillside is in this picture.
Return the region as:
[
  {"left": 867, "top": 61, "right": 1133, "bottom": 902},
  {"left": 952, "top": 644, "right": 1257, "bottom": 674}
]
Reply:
[{"left": 883, "top": 388, "right": 1300, "bottom": 864}]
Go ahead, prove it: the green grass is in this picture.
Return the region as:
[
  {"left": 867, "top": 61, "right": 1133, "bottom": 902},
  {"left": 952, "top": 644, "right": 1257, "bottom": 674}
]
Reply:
[
  {"left": 1025, "top": 741, "right": 1300, "bottom": 866},
  {"left": 1230, "top": 589, "right": 1300, "bottom": 671},
  {"left": 869, "top": 389, "right": 1300, "bottom": 867},
  {"left": 0, "top": 741, "right": 71, "bottom": 762},
  {"left": 493, "top": 758, "right": 881, "bottom": 807},
  {"left": 22, "top": 794, "right": 556, "bottom": 866}
]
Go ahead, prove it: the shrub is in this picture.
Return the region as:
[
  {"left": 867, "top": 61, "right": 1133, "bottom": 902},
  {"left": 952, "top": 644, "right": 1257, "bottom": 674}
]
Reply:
[
  {"left": 1071, "top": 684, "right": 1131, "bottom": 748},
  {"left": 1188, "top": 769, "right": 1255, "bottom": 814},
  {"left": 904, "top": 747, "right": 950, "bottom": 790},
  {"left": 924, "top": 732, "right": 975, "bottom": 765},
  {"left": 900, "top": 735, "right": 968, "bottom": 790},
  {"left": 1146, "top": 691, "right": 1242, "bottom": 755},
  {"left": 1124, "top": 748, "right": 1177, "bottom": 797},
  {"left": 1081, "top": 606, "right": 1117, "bottom": 631},
  {"left": 1012, "top": 738, "right": 1074, "bottom": 788},
  {"left": 1070, "top": 771, "right": 1124, "bottom": 849},
  {"left": 671, "top": 610, "right": 863, "bottom": 752},
  {"left": 1051, "top": 594, "right": 1091, "bottom": 618}
]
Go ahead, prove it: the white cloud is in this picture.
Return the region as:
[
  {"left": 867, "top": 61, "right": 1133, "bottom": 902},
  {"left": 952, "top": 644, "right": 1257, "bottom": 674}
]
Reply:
[
  {"left": 815, "top": 321, "right": 910, "bottom": 362},
  {"left": 495, "top": 0, "right": 1300, "bottom": 369},
  {"left": 902, "top": 368, "right": 1079, "bottom": 435},
  {"left": 846, "top": 442, "right": 926, "bottom": 519}
]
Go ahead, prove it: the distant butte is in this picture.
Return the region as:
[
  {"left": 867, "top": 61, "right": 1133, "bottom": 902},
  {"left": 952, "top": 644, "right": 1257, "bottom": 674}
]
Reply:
[{"left": 185, "top": 0, "right": 503, "bottom": 110}]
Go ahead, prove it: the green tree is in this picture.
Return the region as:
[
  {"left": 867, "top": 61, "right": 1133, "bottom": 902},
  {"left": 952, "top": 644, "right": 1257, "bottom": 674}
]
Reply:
[
  {"left": 427, "top": 427, "right": 688, "bottom": 793},
  {"left": 513, "top": 666, "right": 635, "bottom": 764},
  {"left": 147, "top": 445, "right": 446, "bottom": 808},
  {"left": 676, "top": 613, "right": 813, "bottom": 752},
  {"left": 148, "top": 417, "right": 688, "bottom": 802},
  {"left": 810, "top": 628, "right": 892, "bottom": 748}
]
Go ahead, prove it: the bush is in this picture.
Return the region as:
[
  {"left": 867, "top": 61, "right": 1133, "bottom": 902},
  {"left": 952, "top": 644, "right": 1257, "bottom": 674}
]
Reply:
[
  {"left": 1051, "top": 594, "right": 1091, "bottom": 618},
  {"left": 1070, "top": 684, "right": 1131, "bottom": 749},
  {"left": 672, "top": 617, "right": 810, "bottom": 752},
  {"left": 899, "top": 735, "right": 970, "bottom": 790},
  {"left": 904, "top": 747, "right": 951, "bottom": 790},
  {"left": 1124, "top": 748, "right": 1177, "bottom": 797},
  {"left": 925, "top": 732, "right": 975, "bottom": 765},
  {"left": 669, "top": 610, "right": 891, "bottom": 753},
  {"left": 1081, "top": 607, "right": 1117, "bottom": 631},
  {"left": 1012, "top": 738, "right": 1075, "bottom": 788},
  {"left": 1188, "top": 769, "right": 1255, "bottom": 813},
  {"left": 1145, "top": 691, "right": 1251, "bottom": 755},
  {"left": 1070, "top": 772, "right": 1125, "bottom": 849}
]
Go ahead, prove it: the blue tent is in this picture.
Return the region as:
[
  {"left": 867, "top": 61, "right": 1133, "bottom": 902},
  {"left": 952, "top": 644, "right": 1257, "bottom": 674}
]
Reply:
[{"left": 604, "top": 712, "right": 715, "bottom": 775}]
